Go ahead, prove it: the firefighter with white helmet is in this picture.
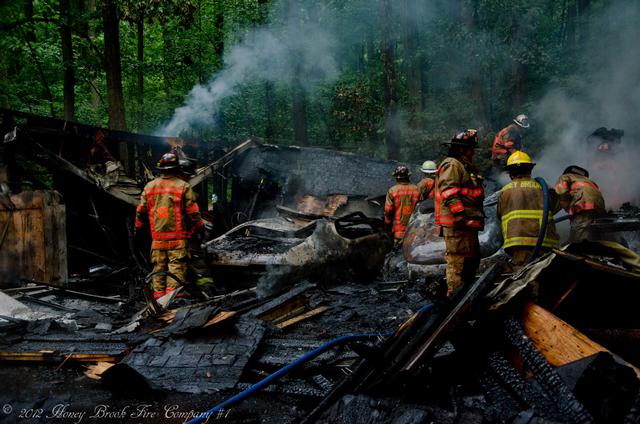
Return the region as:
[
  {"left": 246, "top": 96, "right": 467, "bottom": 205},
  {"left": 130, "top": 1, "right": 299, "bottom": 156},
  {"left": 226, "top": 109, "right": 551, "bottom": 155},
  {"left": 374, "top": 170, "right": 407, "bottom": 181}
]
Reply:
[
  {"left": 417, "top": 160, "right": 437, "bottom": 201},
  {"left": 492, "top": 114, "right": 529, "bottom": 168}
]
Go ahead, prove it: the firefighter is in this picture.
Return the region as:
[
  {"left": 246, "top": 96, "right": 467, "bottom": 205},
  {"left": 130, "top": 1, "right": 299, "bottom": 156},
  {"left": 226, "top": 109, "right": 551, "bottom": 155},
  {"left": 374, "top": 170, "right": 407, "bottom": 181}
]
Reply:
[
  {"left": 135, "top": 152, "right": 204, "bottom": 299},
  {"left": 492, "top": 114, "right": 529, "bottom": 168},
  {"left": 417, "top": 160, "right": 437, "bottom": 201},
  {"left": 497, "top": 151, "right": 560, "bottom": 270},
  {"left": 384, "top": 165, "right": 420, "bottom": 245},
  {"left": 554, "top": 165, "right": 606, "bottom": 243},
  {"left": 435, "top": 129, "right": 484, "bottom": 296}
]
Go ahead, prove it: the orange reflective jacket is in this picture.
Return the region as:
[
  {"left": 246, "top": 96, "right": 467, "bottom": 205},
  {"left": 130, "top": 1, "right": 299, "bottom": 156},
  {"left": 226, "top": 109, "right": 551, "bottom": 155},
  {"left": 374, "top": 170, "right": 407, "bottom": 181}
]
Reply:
[
  {"left": 417, "top": 177, "right": 435, "bottom": 201},
  {"left": 135, "top": 175, "right": 204, "bottom": 249},
  {"left": 492, "top": 124, "right": 522, "bottom": 160},
  {"left": 435, "top": 157, "right": 484, "bottom": 231},
  {"left": 384, "top": 182, "right": 420, "bottom": 239},
  {"left": 554, "top": 174, "right": 605, "bottom": 216}
]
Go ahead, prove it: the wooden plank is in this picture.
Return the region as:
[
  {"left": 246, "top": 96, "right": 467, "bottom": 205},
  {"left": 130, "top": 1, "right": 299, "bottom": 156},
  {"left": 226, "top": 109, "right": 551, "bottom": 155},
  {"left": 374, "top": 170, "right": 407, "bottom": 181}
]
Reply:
[
  {"left": 203, "top": 310, "right": 237, "bottom": 328},
  {"left": 0, "top": 352, "right": 120, "bottom": 363},
  {"left": 521, "top": 301, "right": 640, "bottom": 377},
  {"left": 84, "top": 362, "right": 115, "bottom": 380},
  {"left": 275, "top": 306, "right": 329, "bottom": 330}
]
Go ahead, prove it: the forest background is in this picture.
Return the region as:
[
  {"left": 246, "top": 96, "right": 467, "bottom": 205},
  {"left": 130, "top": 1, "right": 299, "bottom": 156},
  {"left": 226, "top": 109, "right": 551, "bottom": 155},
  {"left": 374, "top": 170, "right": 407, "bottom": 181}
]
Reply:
[{"left": 0, "top": 0, "right": 638, "bottom": 174}]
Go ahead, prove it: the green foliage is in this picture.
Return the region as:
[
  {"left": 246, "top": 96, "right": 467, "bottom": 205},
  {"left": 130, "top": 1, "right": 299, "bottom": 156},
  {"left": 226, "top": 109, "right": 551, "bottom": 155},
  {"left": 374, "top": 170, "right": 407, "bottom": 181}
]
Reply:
[{"left": 0, "top": 0, "right": 611, "bottom": 167}]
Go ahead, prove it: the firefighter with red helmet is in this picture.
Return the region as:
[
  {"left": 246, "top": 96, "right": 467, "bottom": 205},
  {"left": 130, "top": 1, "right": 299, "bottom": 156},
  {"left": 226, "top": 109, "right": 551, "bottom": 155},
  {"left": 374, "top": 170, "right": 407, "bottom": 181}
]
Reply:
[
  {"left": 492, "top": 114, "right": 529, "bottom": 167},
  {"left": 436, "top": 129, "right": 484, "bottom": 296},
  {"left": 554, "top": 165, "right": 606, "bottom": 243},
  {"left": 135, "top": 152, "right": 204, "bottom": 299},
  {"left": 384, "top": 165, "right": 420, "bottom": 245}
]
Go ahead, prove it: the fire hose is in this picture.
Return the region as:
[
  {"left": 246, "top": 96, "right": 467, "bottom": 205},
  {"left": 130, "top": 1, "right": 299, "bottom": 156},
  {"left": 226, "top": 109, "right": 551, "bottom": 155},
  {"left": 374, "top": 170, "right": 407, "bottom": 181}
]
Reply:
[
  {"left": 527, "top": 177, "right": 550, "bottom": 263},
  {"left": 186, "top": 304, "right": 434, "bottom": 424}
]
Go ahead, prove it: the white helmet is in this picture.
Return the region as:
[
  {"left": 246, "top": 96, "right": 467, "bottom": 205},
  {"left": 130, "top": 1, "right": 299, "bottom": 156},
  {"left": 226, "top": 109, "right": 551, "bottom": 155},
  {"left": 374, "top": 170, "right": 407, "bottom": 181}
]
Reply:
[
  {"left": 514, "top": 114, "right": 530, "bottom": 128},
  {"left": 420, "top": 160, "right": 437, "bottom": 174}
]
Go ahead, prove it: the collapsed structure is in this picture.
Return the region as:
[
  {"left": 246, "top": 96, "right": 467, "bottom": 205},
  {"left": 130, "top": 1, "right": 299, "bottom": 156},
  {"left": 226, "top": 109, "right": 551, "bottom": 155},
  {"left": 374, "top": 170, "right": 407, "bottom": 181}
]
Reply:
[{"left": 2, "top": 109, "right": 640, "bottom": 423}]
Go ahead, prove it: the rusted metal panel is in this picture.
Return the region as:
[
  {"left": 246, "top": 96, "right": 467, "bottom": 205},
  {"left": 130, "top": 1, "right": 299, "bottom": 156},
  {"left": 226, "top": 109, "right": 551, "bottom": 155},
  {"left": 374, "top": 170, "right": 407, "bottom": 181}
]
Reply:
[{"left": 0, "top": 190, "right": 67, "bottom": 288}]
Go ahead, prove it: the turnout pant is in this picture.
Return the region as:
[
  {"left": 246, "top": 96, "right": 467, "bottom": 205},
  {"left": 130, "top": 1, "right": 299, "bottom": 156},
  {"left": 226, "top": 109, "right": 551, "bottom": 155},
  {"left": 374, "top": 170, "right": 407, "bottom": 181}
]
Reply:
[
  {"left": 150, "top": 247, "right": 188, "bottom": 298},
  {"left": 443, "top": 227, "right": 480, "bottom": 295},
  {"left": 569, "top": 212, "right": 599, "bottom": 243}
]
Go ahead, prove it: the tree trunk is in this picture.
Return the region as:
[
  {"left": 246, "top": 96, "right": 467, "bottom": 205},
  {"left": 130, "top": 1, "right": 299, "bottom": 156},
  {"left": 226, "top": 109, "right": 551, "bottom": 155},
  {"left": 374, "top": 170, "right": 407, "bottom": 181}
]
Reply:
[
  {"left": 577, "top": 0, "right": 591, "bottom": 45},
  {"left": 23, "top": 0, "right": 36, "bottom": 42},
  {"left": 0, "top": 48, "right": 8, "bottom": 108},
  {"left": 292, "top": 81, "right": 308, "bottom": 145},
  {"left": 511, "top": 61, "right": 526, "bottom": 112},
  {"left": 136, "top": 18, "right": 144, "bottom": 131},
  {"left": 213, "top": 5, "right": 224, "bottom": 61},
  {"left": 366, "top": 27, "right": 378, "bottom": 145},
  {"left": 264, "top": 81, "right": 275, "bottom": 142},
  {"left": 508, "top": 2, "right": 526, "bottom": 113},
  {"left": 380, "top": 0, "right": 400, "bottom": 159},
  {"left": 60, "top": 0, "right": 75, "bottom": 121},
  {"left": 101, "top": 0, "right": 126, "bottom": 130},
  {"left": 467, "top": 0, "right": 490, "bottom": 130},
  {"left": 287, "top": 0, "right": 308, "bottom": 145},
  {"left": 401, "top": 0, "right": 423, "bottom": 130},
  {"left": 565, "top": 0, "right": 577, "bottom": 51},
  {"left": 88, "top": 0, "right": 100, "bottom": 109}
]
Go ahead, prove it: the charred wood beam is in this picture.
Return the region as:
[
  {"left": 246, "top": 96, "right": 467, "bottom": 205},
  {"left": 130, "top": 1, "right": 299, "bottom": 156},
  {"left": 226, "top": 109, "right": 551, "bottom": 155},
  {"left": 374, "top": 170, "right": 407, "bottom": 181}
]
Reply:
[
  {"left": 589, "top": 219, "right": 640, "bottom": 232},
  {"left": 189, "top": 139, "right": 254, "bottom": 188},
  {"left": 553, "top": 249, "right": 640, "bottom": 281},
  {"left": 69, "top": 245, "right": 118, "bottom": 264},
  {"left": 303, "top": 265, "right": 499, "bottom": 422},
  {"left": 503, "top": 316, "right": 594, "bottom": 423},
  {"left": 399, "top": 263, "right": 500, "bottom": 374},
  {"left": 0, "top": 108, "right": 169, "bottom": 148},
  {"left": 15, "top": 294, "right": 75, "bottom": 312},
  {"left": 5, "top": 127, "right": 138, "bottom": 206}
]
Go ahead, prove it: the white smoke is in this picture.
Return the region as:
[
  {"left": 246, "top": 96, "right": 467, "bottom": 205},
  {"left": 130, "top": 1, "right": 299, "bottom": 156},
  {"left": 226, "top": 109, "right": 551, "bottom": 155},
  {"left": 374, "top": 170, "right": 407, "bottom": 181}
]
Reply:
[
  {"left": 533, "top": 0, "right": 640, "bottom": 209},
  {"left": 158, "top": 14, "right": 338, "bottom": 136}
]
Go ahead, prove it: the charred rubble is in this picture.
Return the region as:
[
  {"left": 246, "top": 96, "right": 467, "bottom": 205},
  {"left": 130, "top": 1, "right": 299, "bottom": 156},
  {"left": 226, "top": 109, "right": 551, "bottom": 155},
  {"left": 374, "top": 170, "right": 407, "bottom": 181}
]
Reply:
[{"left": 2, "top": 110, "right": 640, "bottom": 423}]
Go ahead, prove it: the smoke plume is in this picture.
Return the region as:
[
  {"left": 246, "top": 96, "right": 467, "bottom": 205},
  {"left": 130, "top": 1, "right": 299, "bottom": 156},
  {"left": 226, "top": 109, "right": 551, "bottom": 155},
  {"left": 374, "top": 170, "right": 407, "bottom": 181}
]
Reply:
[
  {"left": 533, "top": 0, "right": 640, "bottom": 208},
  {"left": 158, "top": 8, "right": 338, "bottom": 136}
]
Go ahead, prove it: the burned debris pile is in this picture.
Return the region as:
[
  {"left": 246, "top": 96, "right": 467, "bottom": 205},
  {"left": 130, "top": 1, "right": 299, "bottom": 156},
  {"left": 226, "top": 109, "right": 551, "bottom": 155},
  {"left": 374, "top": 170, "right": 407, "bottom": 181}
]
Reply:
[{"left": 3, "top": 110, "right": 640, "bottom": 423}]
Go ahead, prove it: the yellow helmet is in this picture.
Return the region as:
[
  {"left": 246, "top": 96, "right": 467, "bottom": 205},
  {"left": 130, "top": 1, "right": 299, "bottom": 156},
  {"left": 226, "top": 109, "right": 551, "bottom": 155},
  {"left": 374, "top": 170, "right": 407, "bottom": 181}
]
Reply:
[{"left": 506, "top": 151, "right": 535, "bottom": 167}]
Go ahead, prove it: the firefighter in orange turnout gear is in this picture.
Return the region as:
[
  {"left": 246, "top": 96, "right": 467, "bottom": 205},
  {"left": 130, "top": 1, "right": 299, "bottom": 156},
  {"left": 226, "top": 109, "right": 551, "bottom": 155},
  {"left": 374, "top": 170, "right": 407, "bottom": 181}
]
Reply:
[
  {"left": 492, "top": 114, "right": 529, "bottom": 167},
  {"left": 436, "top": 129, "right": 484, "bottom": 296},
  {"left": 384, "top": 165, "right": 420, "bottom": 245},
  {"left": 135, "top": 153, "right": 205, "bottom": 299},
  {"left": 497, "top": 151, "right": 560, "bottom": 270},
  {"left": 417, "top": 160, "right": 437, "bottom": 201},
  {"left": 554, "top": 165, "right": 606, "bottom": 243}
]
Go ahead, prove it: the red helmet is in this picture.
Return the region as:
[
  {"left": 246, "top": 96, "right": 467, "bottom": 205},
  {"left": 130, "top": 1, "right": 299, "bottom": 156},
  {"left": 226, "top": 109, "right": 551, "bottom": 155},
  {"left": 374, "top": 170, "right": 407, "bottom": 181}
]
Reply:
[
  {"left": 448, "top": 129, "right": 478, "bottom": 148},
  {"left": 392, "top": 165, "right": 412, "bottom": 178},
  {"left": 157, "top": 152, "right": 180, "bottom": 170}
]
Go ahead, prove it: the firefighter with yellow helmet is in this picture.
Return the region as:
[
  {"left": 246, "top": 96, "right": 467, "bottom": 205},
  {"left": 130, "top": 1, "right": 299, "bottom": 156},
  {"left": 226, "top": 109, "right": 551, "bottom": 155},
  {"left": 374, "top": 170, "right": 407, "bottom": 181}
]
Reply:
[{"left": 497, "top": 151, "right": 560, "bottom": 269}]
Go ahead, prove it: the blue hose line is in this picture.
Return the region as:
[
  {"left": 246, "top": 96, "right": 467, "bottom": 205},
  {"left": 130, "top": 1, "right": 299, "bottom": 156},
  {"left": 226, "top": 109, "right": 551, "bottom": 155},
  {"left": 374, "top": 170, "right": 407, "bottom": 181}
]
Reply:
[
  {"left": 186, "top": 333, "right": 389, "bottom": 424},
  {"left": 187, "top": 303, "right": 434, "bottom": 424},
  {"left": 528, "top": 177, "right": 550, "bottom": 263},
  {"left": 416, "top": 303, "right": 435, "bottom": 314}
]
